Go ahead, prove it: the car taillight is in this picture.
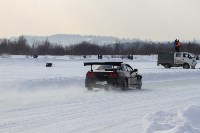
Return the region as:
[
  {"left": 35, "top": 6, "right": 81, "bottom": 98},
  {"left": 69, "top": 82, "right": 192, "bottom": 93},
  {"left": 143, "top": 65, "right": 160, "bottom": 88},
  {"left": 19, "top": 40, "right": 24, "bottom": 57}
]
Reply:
[
  {"left": 109, "top": 72, "right": 118, "bottom": 77},
  {"left": 86, "top": 72, "right": 94, "bottom": 77}
]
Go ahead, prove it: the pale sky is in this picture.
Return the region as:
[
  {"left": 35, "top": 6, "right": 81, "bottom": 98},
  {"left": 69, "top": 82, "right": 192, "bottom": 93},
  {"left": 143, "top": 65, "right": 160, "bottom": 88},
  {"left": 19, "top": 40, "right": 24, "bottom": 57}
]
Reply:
[{"left": 1, "top": 0, "right": 200, "bottom": 41}]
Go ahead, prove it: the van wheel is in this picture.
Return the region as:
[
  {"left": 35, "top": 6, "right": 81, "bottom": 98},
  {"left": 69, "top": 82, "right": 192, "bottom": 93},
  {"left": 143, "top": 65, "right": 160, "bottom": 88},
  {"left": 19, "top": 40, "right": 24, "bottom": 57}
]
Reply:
[
  {"left": 183, "top": 63, "right": 190, "bottom": 69},
  {"left": 164, "top": 64, "right": 171, "bottom": 68}
]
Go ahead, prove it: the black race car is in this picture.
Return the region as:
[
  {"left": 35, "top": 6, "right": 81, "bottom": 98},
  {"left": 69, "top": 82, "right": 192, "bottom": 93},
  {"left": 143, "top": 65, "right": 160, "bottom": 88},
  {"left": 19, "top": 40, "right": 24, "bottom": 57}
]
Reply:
[{"left": 84, "top": 62, "right": 142, "bottom": 90}]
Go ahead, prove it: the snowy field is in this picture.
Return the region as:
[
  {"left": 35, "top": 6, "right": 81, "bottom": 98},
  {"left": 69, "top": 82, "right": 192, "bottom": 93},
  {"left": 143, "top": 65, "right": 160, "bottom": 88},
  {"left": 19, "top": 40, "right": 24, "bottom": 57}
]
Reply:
[{"left": 0, "top": 55, "right": 200, "bottom": 133}]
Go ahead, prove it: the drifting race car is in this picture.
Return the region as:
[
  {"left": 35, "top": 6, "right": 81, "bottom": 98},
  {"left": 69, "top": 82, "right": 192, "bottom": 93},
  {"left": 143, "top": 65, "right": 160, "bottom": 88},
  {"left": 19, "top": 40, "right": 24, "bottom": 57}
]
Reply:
[{"left": 84, "top": 62, "right": 142, "bottom": 90}]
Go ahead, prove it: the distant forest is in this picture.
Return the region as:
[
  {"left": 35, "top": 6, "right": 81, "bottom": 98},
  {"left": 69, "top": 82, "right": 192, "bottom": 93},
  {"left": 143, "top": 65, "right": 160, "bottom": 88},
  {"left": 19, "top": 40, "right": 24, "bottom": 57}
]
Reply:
[{"left": 0, "top": 36, "right": 200, "bottom": 55}]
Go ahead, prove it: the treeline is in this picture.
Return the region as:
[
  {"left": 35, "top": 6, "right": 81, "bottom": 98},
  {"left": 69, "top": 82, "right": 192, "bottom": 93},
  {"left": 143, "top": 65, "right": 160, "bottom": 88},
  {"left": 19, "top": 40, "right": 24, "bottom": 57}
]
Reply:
[{"left": 0, "top": 36, "right": 200, "bottom": 55}]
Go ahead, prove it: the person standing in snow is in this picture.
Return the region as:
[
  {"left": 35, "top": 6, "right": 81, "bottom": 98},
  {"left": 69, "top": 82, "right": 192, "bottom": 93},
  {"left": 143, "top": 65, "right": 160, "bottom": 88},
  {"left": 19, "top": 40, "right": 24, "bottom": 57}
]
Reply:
[
  {"left": 175, "top": 39, "right": 181, "bottom": 52},
  {"left": 174, "top": 39, "right": 177, "bottom": 50}
]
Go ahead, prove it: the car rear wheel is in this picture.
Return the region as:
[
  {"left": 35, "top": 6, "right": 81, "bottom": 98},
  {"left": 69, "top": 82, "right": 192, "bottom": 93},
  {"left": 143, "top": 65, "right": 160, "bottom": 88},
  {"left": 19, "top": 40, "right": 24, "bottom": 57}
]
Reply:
[
  {"left": 104, "top": 85, "right": 109, "bottom": 90},
  {"left": 87, "top": 86, "right": 93, "bottom": 91},
  {"left": 121, "top": 79, "right": 128, "bottom": 91}
]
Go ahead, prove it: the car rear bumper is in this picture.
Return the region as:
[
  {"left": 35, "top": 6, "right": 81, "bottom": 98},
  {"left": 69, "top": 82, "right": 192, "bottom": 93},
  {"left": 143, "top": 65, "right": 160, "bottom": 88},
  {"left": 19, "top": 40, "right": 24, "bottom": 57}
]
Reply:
[{"left": 85, "top": 78, "right": 120, "bottom": 88}]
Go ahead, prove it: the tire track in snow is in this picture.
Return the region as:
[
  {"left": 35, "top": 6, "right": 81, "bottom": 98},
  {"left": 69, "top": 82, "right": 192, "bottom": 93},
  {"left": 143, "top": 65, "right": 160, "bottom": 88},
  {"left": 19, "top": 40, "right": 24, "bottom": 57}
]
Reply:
[{"left": 1, "top": 78, "right": 200, "bottom": 133}]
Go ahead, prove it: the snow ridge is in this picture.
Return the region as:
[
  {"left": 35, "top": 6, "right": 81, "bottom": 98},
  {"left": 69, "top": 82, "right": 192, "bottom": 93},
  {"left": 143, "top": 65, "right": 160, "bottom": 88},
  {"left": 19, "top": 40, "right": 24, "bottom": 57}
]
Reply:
[{"left": 143, "top": 105, "right": 200, "bottom": 133}]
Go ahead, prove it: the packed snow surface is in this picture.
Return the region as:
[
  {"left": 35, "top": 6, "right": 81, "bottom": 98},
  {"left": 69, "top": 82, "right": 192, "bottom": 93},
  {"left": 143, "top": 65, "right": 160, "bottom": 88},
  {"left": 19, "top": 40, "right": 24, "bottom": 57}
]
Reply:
[
  {"left": 0, "top": 55, "right": 200, "bottom": 133},
  {"left": 143, "top": 105, "right": 200, "bottom": 133}
]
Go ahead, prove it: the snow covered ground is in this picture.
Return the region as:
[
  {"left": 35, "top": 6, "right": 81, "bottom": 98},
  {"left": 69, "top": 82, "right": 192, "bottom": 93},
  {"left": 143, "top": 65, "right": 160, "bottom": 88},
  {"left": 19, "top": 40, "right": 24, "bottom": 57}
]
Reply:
[{"left": 0, "top": 55, "right": 200, "bottom": 133}]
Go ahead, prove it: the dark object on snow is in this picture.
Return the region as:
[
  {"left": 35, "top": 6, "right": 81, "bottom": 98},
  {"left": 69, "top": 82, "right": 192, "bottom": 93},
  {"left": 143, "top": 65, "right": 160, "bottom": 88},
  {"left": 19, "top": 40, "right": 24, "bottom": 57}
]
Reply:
[
  {"left": 84, "top": 62, "right": 142, "bottom": 91},
  {"left": 196, "top": 55, "right": 199, "bottom": 60},
  {"left": 83, "top": 55, "right": 86, "bottom": 58},
  {"left": 33, "top": 55, "right": 38, "bottom": 58},
  {"left": 127, "top": 55, "right": 133, "bottom": 60},
  {"left": 46, "top": 63, "right": 52, "bottom": 67},
  {"left": 98, "top": 55, "right": 102, "bottom": 59}
]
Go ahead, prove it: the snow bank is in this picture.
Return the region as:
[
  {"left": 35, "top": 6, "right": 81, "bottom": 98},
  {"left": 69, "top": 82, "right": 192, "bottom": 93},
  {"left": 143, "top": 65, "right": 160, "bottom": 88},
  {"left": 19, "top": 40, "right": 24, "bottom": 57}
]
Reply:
[
  {"left": 143, "top": 105, "right": 200, "bottom": 133},
  {"left": 1, "top": 55, "right": 200, "bottom": 106},
  {"left": 0, "top": 55, "right": 200, "bottom": 133}
]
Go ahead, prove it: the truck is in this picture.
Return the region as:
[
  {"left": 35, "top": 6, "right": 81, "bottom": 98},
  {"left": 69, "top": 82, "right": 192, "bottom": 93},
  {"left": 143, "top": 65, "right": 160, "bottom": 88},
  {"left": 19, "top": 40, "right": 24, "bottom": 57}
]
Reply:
[{"left": 157, "top": 52, "right": 197, "bottom": 69}]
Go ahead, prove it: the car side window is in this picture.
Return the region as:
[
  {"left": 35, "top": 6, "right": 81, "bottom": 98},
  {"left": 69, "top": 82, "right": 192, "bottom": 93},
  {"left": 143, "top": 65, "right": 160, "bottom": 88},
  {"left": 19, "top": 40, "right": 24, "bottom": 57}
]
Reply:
[
  {"left": 118, "top": 66, "right": 126, "bottom": 71},
  {"left": 125, "top": 65, "right": 133, "bottom": 72}
]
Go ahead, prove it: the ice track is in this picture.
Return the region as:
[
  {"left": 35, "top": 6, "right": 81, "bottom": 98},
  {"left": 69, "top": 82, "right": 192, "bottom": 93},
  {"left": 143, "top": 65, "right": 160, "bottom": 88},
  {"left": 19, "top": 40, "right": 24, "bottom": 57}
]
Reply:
[
  {"left": 0, "top": 56, "right": 200, "bottom": 133},
  {"left": 1, "top": 77, "right": 200, "bottom": 133}
]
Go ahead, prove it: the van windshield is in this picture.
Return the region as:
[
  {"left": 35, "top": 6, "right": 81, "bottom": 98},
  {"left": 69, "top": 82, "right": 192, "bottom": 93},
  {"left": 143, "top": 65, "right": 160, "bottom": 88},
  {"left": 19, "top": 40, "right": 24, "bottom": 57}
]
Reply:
[{"left": 189, "top": 54, "right": 195, "bottom": 58}]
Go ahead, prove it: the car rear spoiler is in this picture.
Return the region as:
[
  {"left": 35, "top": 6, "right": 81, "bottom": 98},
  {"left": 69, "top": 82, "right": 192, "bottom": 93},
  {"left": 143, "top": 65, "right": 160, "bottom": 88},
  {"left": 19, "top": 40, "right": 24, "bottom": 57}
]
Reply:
[
  {"left": 84, "top": 62, "right": 123, "bottom": 66},
  {"left": 84, "top": 62, "right": 123, "bottom": 72}
]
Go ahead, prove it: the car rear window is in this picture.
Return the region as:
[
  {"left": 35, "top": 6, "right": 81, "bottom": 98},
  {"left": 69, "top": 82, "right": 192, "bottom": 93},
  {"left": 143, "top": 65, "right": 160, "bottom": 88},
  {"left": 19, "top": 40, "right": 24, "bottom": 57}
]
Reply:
[{"left": 95, "top": 65, "right": 112, "bottom": 70}]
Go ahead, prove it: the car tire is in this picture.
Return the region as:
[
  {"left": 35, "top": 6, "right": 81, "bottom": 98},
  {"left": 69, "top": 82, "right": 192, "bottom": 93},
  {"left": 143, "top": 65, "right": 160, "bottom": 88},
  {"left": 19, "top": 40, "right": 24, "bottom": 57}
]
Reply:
[
  {"left": 121, "top": 78, "right": 128, "bottom": 91},
  {"left": 136, "top": 84, "right": 142, "bottom": 89},
  {"left": 104, "top": 85, "right": 109, "bottom": 91},
  {"left": 87, "top": 86, "right": 93, "bottom": 91},
  {"left": 136, "top": 80, "right": 142, "bottom": 89}
]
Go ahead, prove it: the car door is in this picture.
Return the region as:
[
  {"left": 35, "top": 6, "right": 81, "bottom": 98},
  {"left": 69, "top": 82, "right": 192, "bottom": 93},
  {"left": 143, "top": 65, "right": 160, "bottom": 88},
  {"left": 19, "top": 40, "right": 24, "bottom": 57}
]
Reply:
[{"left": 125, "top": 64, "right": 135, "bottom": 87}]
